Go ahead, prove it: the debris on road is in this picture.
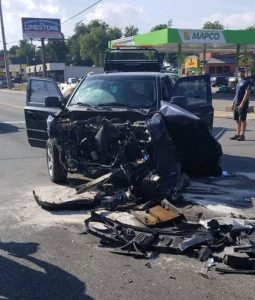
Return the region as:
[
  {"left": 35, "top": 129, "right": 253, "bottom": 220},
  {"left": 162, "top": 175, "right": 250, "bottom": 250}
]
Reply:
[
  {"left": 84, "top": 210, "right": 255, "bottom": 274},
  {"left": 130, "top": 204, "right": 182, "bottom": 227},
  {"left": 199, "top": 257, "right": 214, "bottom": 276},
  {"left": 31, "top": 102, "right": 255, "bottom": 275},
  {"left": 33, "top": 190, "right": 95, "bottom": 211}
]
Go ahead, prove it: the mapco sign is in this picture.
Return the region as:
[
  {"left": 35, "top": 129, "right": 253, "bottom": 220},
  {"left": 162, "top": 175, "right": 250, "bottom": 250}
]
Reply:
[
  {"left": 178, "top": 29, "right": 226, "bottom": 44},
  {"left": 21, "top": 18, "right": 61, "bottom": 39}
]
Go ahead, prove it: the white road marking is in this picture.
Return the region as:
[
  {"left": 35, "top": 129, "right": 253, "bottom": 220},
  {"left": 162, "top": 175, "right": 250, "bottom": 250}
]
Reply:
[
  {"left": 214, "top": 128, "right": 225, "bottom": 140},
  {"left": 0, "top": 101, "right": 23, "bottom": 109},
  {"left": 2, "top": 121, "right": 25, "bottom": 124}
]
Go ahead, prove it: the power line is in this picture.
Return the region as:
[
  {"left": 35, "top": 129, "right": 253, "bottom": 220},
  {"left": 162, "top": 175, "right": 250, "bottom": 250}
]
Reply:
[
  {"left": 61, "top": 0, "right": 103, "bottom": 24},
  {"left": 1, "top": 40, "right": 31, "bottom": 47},
  {"left": 1, "top": 0, "right": 104, "bottom": 46}
]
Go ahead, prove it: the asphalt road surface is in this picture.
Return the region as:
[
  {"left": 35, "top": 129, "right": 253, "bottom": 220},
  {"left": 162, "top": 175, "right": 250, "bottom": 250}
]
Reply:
[{"left": 1, "top": 89, "right": 255, "bottom": 300}]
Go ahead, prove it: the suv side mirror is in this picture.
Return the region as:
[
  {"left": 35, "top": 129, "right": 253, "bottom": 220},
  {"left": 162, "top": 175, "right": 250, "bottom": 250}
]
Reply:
[
  {"left": 45, "top": 96, "right": 63, "bottom": 108},
  {"left": 170, "top": 96, "right": 188, "bottom": 108}
]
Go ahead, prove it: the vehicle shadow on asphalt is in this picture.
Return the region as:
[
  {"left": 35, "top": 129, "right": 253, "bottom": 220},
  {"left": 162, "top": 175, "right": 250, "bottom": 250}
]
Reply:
[
  {"left": 213, "top": 127, "right": 254, "bottom": 141},
  {"left": 0, "top": 122, "right": 19, "bottom": 134},
  {"left": 222, "top": 154, "right": 255, "bottom": 174},
  {"left": 0, "top": 241, "right": 93, "bottom": 299}
]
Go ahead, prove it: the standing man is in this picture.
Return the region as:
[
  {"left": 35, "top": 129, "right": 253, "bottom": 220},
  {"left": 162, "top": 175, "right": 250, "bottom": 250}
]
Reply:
[{"left": 230, "top": 67, "right": 251, "bottom": 141}]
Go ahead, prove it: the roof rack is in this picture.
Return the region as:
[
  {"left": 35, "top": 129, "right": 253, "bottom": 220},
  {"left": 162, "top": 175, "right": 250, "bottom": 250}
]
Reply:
[
  {"left": 104, "top": 47, "right": 161, "bottom": 73},
  {"left": 112, "top": 44, "right": 154, "bottom": 49}
]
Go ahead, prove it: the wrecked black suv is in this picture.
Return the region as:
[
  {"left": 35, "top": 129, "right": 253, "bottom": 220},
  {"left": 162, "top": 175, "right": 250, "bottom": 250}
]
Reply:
[{"left": 24, "top": 48, "right": 221, "bottom": 191}]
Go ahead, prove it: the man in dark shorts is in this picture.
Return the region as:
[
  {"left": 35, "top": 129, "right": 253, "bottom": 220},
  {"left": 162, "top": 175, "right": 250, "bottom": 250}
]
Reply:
[{"left": 230, "top": 67, "right": 251, "bottom": 141}]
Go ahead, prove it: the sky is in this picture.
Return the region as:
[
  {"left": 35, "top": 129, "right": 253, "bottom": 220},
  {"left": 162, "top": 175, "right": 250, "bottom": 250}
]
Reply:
[{"left": 1, "top": 0, "right": 255, "bottom": 49}]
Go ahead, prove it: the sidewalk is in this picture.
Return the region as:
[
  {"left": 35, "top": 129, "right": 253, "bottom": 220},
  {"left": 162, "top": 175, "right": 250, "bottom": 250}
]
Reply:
[
  {"left": 214, "top": 110, "right": 255, "bottom": 119},
  {"left": 213, "top": 93, "right": 255, "bottom": 120}
]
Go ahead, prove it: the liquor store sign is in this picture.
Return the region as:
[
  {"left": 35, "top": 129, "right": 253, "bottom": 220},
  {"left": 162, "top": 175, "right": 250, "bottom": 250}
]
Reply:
[
  {"left": 22, "top": 18, "right": 61, "bottom": 39},
  {"left": 178, "top": 29, "right": 226, "bottom": 44}
]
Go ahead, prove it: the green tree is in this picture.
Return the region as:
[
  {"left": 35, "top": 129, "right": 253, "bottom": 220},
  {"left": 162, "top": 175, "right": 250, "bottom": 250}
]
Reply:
[
  {"left": 34, "top": 47, "right": 42, "bottom": 64},
  {"left": 66, "top": 20, "right": 109, "bottom": 66},
  {"left": 107, "top": 27, "right": 122, "bottom": 40},
  {"left": 78, "top": 20, "right": 122, "bottom": 66},
  {"left": 66, "top": 37, "right": 83, "bottom": 65},
  {"left": 0, "top": 50, "right": 5, "bottom": 67},
  {"left": 86, "top": 19, "right": 108, "bottom": 31},
  {"left": 66, "top": 22, "right": 91, "bottom": 65},
  {"left": 124, "top": 25, "right": 139, "bottom": 37},
  {"left": 66, "top": 19, "right": 122, "bottom": 66},
  {"left": 15, "top": 40, "right": 35, "bottom": 64},
  {"left": 246, "top": 25, "right": 255, "bottom": 30},
  {"left": 150, "top": 24, "right": 167, "bottom": 32},
  {"left": 9, "top": 45, "right": 19, "bottom": 56},
  {"left": 80, "top": 26, "right": 108, "bottom": 66},
  {"left": 202, "top": 21, "right": 224, "bottom": 30},
  {"left": 46, "top": 33, "right": 68, "bottom": 63}
]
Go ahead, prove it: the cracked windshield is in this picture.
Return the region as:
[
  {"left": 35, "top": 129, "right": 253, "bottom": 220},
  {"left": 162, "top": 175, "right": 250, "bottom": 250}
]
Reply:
[{"left": 70, "top": 77, "right": 157, "bottom": 108}]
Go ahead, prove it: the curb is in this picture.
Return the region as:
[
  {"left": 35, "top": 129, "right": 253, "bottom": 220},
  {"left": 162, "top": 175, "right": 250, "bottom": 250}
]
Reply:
[
  {"left": 0, "top": 89, "right": 26, "bottom": 94},
  {"left": 214, "top": 111, "right": 255, "bottom": 120}
]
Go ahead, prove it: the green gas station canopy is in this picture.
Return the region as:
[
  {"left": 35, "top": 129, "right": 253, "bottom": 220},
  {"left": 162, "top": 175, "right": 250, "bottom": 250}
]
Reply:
[{"left": 110, "top": 28, "right": 255, "bottom": 54}]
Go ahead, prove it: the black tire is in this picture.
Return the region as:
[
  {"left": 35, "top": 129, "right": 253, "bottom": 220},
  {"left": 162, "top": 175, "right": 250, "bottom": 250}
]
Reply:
[{"left": 46, "top": 138, "right": 67, "bottom": 183}]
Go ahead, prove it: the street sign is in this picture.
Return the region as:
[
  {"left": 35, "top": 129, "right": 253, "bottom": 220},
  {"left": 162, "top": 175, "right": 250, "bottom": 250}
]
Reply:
[
  {"left": 185, "top": 55, "right": 199, "bottom": 69},
  {"left": 9, "top": 64, "right": 21, "bottom": 72},
  {"left": 21, "top": 18, "right": 61, "bottom": 39},
  {"left": 239, "top": 54, "right": 253, "bottom": 67}
]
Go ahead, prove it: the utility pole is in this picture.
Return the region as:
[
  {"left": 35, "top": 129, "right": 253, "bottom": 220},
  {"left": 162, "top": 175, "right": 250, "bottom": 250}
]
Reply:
[
  {"left": 30, "top": 39, "right": 37, "bottom": 76},
  {"left": 0, "top": 0, "right": 11, "bottom": 88},
  {"left": 41, "top": 38, "right": 46, "bottom": 77}
]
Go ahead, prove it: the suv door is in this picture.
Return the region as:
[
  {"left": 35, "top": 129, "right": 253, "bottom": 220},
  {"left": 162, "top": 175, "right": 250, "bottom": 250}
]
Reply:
[
  {"left": 24, "top": 77, "right": 64, "bottom": 148},
  {"left": 169, "top": 74, "right": 213, "bottom": 130}
]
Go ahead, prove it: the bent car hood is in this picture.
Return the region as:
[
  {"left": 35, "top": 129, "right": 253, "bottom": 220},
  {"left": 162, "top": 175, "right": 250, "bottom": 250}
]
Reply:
[{"left": 158, "top": 101, "right": 222, "bottom": 176}]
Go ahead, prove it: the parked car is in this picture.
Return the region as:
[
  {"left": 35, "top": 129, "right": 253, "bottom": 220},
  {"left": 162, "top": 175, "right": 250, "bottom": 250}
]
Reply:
[
  {"left": 247, "top": 75, "right": 255, "bottom": 86},
  {"left": 0, "top": 79, "right": 14, "bottom": 88},
  {"left": 161, "top": 71, "right": 179, "bottom": 83},
  {"left": 212, "top": 76, "right": 229, "bottom": 87},
  {"left": 24, "top": 48, "right": 219, "bottom": 184},
  {"left": 60, "top": 77, "right": 78, "bottom": 90},
  {"left": 11, "top": 77, "right": 23, "bottom": 84},
  {"left": 210, "top": 76, "right": 216, "bottom": 85}
]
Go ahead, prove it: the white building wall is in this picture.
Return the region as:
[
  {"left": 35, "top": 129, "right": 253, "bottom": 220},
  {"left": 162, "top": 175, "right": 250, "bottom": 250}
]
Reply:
[
  {"left": 47, "top": 63, "right": 65, "bottom": 71},
  {"left": 26, "top": 64, "right": 104, "bottom": 80}
]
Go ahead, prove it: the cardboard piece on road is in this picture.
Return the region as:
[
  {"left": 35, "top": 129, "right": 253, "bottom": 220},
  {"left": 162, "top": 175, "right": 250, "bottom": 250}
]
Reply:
[{"left": 131, "top": 205, "right": 180, "bottom": 227}]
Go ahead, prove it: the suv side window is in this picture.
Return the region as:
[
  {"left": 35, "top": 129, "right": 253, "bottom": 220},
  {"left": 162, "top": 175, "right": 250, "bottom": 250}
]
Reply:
[
  {"left": 173, "top": 79, "right": 207, "bottom": 105},
  {"left": 161, "top": 76, "right": 172, "bottom": 101},
  {"left": 29, "top": 79, "right": 59, "bottom": 104}
]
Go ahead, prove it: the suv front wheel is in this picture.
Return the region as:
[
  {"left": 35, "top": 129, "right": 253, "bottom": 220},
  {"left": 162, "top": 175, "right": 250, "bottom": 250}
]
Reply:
[{"left": 46, "top": 138, "right": 67, "bottom": 183}]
